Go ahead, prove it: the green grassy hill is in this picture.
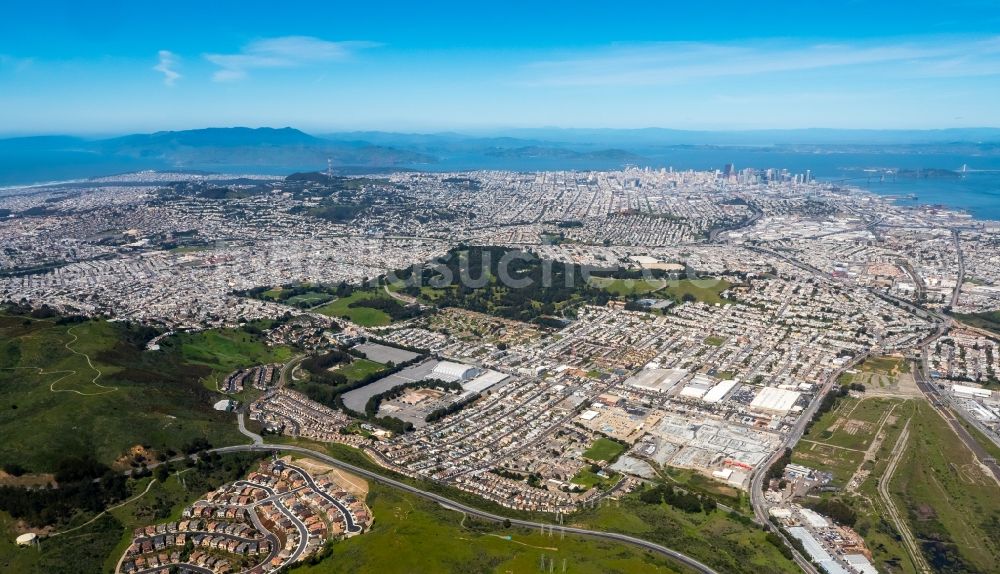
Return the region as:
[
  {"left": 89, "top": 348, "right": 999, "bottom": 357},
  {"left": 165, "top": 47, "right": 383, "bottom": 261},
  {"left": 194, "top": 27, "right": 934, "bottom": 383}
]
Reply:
[
  {"left": 293, "top": 484, "right": 684, "bottom": 574},
  {"left": 0, "top": 312, "right": 289, "bottom": 473}
]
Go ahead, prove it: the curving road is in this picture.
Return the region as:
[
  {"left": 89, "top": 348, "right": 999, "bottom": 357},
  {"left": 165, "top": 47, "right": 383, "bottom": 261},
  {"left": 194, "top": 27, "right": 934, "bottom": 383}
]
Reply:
[
  {"left": 231, "top": 479, "right": 311, "bottom": 563},
  {"left": 237, "top": 412, "right": 263, "bottom": 445},
  {"left": 283, "top": 462, "right": 362, "bottom": 533},
  {"left": 212, "top": 443, "right": 720, "bottom": 574}
]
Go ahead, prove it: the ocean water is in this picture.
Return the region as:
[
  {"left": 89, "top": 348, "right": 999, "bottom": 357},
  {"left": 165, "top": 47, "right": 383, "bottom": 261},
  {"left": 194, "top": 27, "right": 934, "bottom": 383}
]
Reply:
[{"left": 0, "top": 150, "right": 165, "bottom": 186}]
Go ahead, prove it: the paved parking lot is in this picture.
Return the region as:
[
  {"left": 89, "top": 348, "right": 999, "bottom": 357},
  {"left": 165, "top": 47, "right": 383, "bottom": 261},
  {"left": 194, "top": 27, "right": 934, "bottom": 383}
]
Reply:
[
  {"left": 354, "top": 342, "right": 420, "bottom": 365},
  {"left": 342, "top": 359, "right": 439, "bottom": 413}
]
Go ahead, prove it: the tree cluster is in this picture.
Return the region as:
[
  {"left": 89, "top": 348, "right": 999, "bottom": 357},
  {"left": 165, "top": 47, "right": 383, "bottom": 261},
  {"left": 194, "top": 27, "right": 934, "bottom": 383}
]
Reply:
[{"left": 639, "top": 483, "right": 717, "bottom": 513}]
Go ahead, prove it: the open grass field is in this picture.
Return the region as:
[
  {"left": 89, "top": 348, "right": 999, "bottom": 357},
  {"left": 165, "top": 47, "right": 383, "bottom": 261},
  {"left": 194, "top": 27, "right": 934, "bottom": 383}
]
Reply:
[
  {"left": 661, "top": 279, "right": 731, "bottom": 305},
  {"left": 570, "top": 467, "right": 620, "bottom": 489},
  {"left": 799, "top": 397, "right": 1000, "bottom": 574},
  {"left": 258, "top": 286, "right": 336, "bottom": 306},
  {"left": 314, "top": 291, "right": 393, "bottom": 326},
  {"left": 574, "top": 496, "right": 798, "bottom": 574},
  {"left": 849, "top": 356, "right": 921, "bottom": 396},
  {"left": 588, "top": 277, "right": 731, "bottom": 305},
  {"left": 861, "top": 356, "right": 906, "bottom": 373},
  {"left": 951, "top": 310, "right": 1000, "bottom": 336},
  {"left": 336, "top": 358, "right": 386, "bottom": 382},
  {"left": 0, "top": 313, "right": 283, "bottom": 473},
  {"left": 171, "top": 328, "right": 292, "bottom": 389},
  {"left": 261, "top": 287, "right": 283, "bottom": 299},
  {"left": 662, "top": 468, "right": 747, "bottom": 511},
  {"left": 790, "top": 396, "right": 911, "bottom": 486},
  {"left": 792, "top": 442, "right": 864, "bottom": 486},
  {"left": 889, "top": 401, "right": 1000, "bottom": 573},
  {"left": 270, "top": 436, "right": 798, "bottom": 574},
  {"left": 292, "top": 483, "right": 684, "bottom": 574},
  {"left": 583, "top": 437, "right": 626, "bottom": 462},
  {"left": 845, "top": 399, "right": 920, "bottom": 574},
  {"left": 0, "top": 510, "right": 122, "bottom": 574},
  {"left": 284, "top": 291, "right": 335, "bottom": 307},
  {"left": 791, "top": 396, "right": 866, "bottom": 485},
  {"left": 589, "top": 277, "right": 667, "bottom": 296}
]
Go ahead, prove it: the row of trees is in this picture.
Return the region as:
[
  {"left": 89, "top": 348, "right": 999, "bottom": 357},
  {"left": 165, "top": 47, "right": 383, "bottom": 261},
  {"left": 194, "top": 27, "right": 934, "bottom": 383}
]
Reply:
[
  {"left": 362, "top": 378, "right": 460, "bottom": 418},
  {"left": 0, "top": 455, "right": 126, "bottom": 528},
  {"left": 426, "top": 392, "right": 480, "bottom": 423},
  {"left": 301, "top": 349, "right": 353, "bottom": 374},
  {"left": 348, "top": 296, "right": 423, "bottom": 321},
  {"left": 297, "top": 350, "right": 428, "bottom": 435}
]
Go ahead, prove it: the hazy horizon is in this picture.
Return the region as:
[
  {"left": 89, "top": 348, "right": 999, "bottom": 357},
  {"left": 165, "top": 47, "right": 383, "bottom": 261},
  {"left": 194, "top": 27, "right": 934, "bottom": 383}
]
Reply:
[{"left": 5, "top": 124, "right": 1000, "bottom": 141}]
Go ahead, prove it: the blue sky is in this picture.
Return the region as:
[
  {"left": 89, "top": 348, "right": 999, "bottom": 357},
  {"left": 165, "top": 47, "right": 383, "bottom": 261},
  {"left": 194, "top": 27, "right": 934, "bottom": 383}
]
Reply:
[{"left": 1, "top": 0, "right": 1000, "bottom": 135}]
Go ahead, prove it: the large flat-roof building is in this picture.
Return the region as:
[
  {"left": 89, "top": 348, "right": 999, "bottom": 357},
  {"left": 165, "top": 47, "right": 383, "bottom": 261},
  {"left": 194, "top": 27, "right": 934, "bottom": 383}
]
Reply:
[
  {"left": 750, "top": 387, "right": 801, "bottom": 414},
  {"left": 625, "top": 367, "right": 688, "bottom": 393},
  {"left": 462, "top": 370, "right": 509, "bottom": 394},
  {"left": 702, "top": 379, "right": 739, "bottom": 403},
  {"left": 952, "top": 384, "right": 991, "bottom": 399},
  {"left": 431, "top": 361, "right": 479, "bottom": 383}
]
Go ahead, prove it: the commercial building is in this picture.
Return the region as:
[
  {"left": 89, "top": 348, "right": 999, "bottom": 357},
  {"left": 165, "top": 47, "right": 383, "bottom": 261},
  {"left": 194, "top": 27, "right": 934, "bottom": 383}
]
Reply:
[
  {"left": 430, "top": 361, "right": 479, "bottom": 382},
  {"left": 624, "top": 367, "right": 687, "bottom": 393},
  {"left": 750, "top": 387, "right": 802, "bottom": 414}
]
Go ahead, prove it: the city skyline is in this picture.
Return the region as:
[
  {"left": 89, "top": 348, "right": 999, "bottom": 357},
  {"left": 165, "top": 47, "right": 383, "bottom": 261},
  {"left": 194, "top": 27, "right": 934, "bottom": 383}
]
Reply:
[{"left": 2, "top": 0, "right": 1000, "bottom": 135}]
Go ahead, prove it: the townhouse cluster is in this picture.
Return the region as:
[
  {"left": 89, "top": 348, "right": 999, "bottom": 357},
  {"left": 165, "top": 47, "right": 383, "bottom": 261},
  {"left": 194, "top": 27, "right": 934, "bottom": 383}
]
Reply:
[
  {"left": 249, "top": 389, "right": 366, "bottom": 446},
  {"left": 118, "top": 458, "right": 372, "bottom": 574}
]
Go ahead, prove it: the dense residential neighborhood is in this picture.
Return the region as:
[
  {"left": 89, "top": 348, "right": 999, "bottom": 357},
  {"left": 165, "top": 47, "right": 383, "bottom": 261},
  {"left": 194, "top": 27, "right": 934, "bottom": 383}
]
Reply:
[{"left": 3, "top": 166, "right": 1000, "bottom": 574}]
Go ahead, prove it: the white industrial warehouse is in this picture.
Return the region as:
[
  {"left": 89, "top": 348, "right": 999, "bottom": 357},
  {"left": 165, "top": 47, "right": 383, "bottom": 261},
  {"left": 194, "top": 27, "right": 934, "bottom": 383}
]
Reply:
[{"left": 750, "top": 386, "right": 802, "bottom": 414}]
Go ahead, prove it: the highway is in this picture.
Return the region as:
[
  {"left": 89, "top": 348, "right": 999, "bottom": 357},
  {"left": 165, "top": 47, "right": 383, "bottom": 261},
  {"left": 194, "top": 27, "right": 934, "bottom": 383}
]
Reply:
[
  {"left": 212, "top": 443, "right": 720, "bottom": 574},
  {"left": 708, "top": 201, "right": 763, "bottom": 242},
  {"left": 279, "top": 354, "right": 306, "bottom": 387}
]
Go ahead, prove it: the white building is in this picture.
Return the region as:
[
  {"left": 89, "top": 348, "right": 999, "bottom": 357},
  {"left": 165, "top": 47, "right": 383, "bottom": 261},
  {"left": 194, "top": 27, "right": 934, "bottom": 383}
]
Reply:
[
  {"left": 750, "top": 387, "right": 801, "bottom": 414},
  {"left": 430, "top": 361, "right": 479, "bottom": 383}
]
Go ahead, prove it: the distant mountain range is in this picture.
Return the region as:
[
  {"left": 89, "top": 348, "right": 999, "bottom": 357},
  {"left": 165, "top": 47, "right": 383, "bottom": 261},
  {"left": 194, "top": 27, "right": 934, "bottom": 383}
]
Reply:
[
  {"left": 321, "top": 127, "right": 1000, "bottom": 147},
  {"left": 0, "top": 127, "right": 432, "bottom": 174},
  {"left": 2, "top": 126, "right": 1000, "bottom": 186}
]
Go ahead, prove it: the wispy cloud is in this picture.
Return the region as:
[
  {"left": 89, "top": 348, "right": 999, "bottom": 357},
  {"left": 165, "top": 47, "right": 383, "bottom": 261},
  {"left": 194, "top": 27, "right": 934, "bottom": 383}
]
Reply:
[
  {"left": 153, "top": 50, "right": 181, "bottom": 86},
  {"left": 0, "top": 54, "right": 34, "bottom": 73},
  {"left": 205, "top": 36, "right": 379, "bottom": 82},
  {"left": 520, "top": 37, "right": 1000, "bottom": 86}
]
